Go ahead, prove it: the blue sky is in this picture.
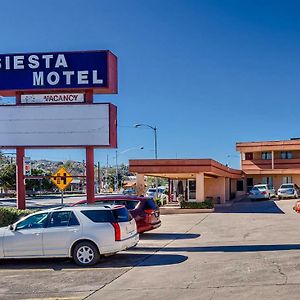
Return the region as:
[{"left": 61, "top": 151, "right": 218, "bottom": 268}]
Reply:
[{"left": 2, "top": 0, "right": 300, "bottom": 168}]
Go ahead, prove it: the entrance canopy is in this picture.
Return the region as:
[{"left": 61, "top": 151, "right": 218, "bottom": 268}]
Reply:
[
  {"left": 129, "top": 159, "right": 242, "bottom": 179},
  {"left": 129, "top": 159, "right": 243, "bottom": 203}
]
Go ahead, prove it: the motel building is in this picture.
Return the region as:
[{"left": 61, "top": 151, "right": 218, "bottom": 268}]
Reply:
[
  {"left": 129, "top": 138, "right": 300, "bottom": 203},
  {"left": 236, "top": 138, "right": 300, "bottom": 192}
]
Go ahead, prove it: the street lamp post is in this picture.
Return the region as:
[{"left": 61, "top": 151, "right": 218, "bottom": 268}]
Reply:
[{"left": 134, "top": 124, "right": 158, "bottom": 197}]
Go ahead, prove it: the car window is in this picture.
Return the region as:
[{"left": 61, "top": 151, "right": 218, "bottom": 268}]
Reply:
[
  {"left": 81, "top": 210, "right": 114, "bottom": 223},
  {"left": 95, "top": 200, "right": 116, "bottom": 206},
  {"left": 112, "top": 207, "right": 132, "bottom": 222},
  {"left": 68, "top": 212, "right": 80, "bottom": 226},
  {"left": 251, "top": 187, "right": 259, "bottom": 192},
  {"left": 281, "top": 184, "right": 293, "bottom": 189},
  {"left": 16, "top": 213, "right": 48, "bottom": 230},
  {"left": 47, "top": 211, "right": 79, "bottom": 227},
  {"left": 114, "top": 200, "right": 140, "bottom": 210},
  {"left": 144, "top": 199, "right": 158, "bottom": 210}
]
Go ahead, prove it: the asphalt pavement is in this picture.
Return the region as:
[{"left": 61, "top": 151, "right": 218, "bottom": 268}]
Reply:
[{"left": 1, "top": 198, "right": 300, "bottom": 299}]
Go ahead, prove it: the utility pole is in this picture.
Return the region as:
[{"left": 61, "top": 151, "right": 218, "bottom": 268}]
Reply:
[{"left": 115, "top": 150, "right": 118, "bottom": 192}]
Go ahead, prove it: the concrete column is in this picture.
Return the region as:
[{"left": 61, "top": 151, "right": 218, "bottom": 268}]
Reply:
[
  {"left": 196, "top": 173, "right": 205, "bottom": 202},
  {"left": 136, "top": 174, "right": 145, "bottom": 196}
]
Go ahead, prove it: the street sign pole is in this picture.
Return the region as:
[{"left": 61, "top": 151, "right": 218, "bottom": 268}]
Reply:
[{"left": 61, "top": 190, "right": 64, "bottom": 206}]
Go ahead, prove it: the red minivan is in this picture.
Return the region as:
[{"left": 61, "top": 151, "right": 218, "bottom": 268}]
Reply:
[{"left": 73, "top": 195, "right": 161, "bottom": 233}]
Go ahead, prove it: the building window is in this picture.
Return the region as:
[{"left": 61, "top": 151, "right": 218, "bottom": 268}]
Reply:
[
  {"left": 281, "top": 151, "right": 292, "bottom": 159},
  {"left": 282, "top": 176, "right": 292, "bottom": 184},
  {"left": 262, "top": 177, "right": 273, "bottom": 186},
  {"left": 245, "top": 153, "right": 253, "bottom": 160},
  {"left": 261, "top": 152, "right": 272, "bottom": 160}
]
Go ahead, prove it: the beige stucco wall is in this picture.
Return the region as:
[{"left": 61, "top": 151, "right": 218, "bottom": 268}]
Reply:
[
  {"left": 196, "top": 173, "right": 205, "bottom": 202},
  {"left": 204, "top": 177, "right": 229, "bottom": 204}
]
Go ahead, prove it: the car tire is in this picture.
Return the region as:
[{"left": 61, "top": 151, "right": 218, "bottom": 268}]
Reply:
[
  {"left": 73, "top": 241, "right": 100, "bottom": 266},
  {"left": 278, "top": 196, "right": 281, "bottom": 200}
]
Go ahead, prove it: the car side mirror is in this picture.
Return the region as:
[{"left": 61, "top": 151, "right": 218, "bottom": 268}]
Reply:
[{"left": 8, "top": 224, "right": 15, "bottom": 231}]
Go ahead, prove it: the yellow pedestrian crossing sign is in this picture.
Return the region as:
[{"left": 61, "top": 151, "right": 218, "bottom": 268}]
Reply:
[{"left": 51, "top": 167, "right": 73, "bottom": 191}]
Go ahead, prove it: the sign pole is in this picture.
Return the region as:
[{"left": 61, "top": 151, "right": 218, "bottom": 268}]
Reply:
[
  {"left": 61, "top": 190, "right": 64, "bottom": 206},
  {"left": 86, "top": 146, "right": 95, "bottom": 204},
  {"left": 16, "top": 147, "right": 26, "bottom": 210}
]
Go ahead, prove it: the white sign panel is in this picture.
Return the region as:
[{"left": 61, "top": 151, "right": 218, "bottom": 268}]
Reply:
[
  {"left": 0, "top": 104, "right": 111, "bottom": 147},
  {"left": 21, "top": 93, "right": 85, "bottom": 104}
]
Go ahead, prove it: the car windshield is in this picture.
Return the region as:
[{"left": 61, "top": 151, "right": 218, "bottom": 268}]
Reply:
[
  {"left": 256, "top": 186, "right": 267, "bottom": 190},
  {"left": 281, "top": 184, "right": 293, "bottom": 189}
]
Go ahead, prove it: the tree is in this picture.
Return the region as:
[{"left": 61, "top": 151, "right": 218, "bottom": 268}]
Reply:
[
  {"left": 0, "top": 164, "right": 16, "bottom": 191},
  {"left": 26, "top": 169, "right": 54, "bottom": 192}
]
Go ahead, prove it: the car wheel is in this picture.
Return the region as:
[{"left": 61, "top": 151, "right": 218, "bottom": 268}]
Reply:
[
  {"left": 73, "top": 241, "right": 100, "bottom": 266},
  {"left": 278, "top": 196, "right": 281, "bottom": 200}
]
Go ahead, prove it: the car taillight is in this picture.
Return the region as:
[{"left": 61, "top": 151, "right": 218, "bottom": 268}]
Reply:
[
  {"left": 145, "top": 209, "right": 154, "bottom": 215},
  {"left": 111, "top": 222, "right": 121, "bottom": 241},
  {"left": 261, "top": 191, "right": 267, "bottom": 194}
]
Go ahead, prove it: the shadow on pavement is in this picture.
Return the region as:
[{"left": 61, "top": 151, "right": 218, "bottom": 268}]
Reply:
[
  {"left": 215, "top": 199, "right": 285, "bottom": 214},
  {"left": 0, "top": 253, "right": 188, "bottom": 270},
  {"left": 141, "top": 233, "right": 200, "bottom": 240},
  {"left": 134, "top": 243, "right": 300, "bottom": 253}
]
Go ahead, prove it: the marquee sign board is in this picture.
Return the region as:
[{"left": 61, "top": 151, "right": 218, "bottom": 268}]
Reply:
[
  {"left": 0, "top": 50, "right": 117, "bottom": 96},
  {"left": 21, "top": 93, "right": 85, "bottom": 104},
  {"left": 0, "top": 103, "right": 117, "bottom": 148}
]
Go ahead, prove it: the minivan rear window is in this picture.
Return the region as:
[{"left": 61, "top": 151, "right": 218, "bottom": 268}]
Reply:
[
  {"left": 144, "top": 199, "right": 158, "bottom": 210},
  {"left": 114, "top": 200, "right": 140, "bottom": 210}
]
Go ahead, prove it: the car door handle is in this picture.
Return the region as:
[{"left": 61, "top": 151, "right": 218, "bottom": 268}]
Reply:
[{"left": 35, "top": 233, "right": 40, "bottom": 236}]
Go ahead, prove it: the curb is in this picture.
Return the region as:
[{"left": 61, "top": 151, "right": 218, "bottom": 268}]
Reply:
[{"left": 160, "top": 208, "right": 215, "bottom": 215}]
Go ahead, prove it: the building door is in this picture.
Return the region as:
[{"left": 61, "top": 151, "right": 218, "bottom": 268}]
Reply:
[
  {"left": 247, "top": 178, "right": 253, "bottom": 192},
  {"left": 188, "top": 180, "right": 196, "bottom": 201}
]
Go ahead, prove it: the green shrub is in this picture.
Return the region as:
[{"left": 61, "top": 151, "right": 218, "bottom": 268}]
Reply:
[
  {"left": 180, "top": 199, "right": 214, "bottom": 209},
  {"left": 0, "top": 207, "right": 35, "bottom": 227},
  {"left": 154, "top": 196, "right": 167, "bottom": 207}
]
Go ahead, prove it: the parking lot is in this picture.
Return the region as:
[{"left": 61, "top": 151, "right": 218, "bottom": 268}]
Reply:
[{"left": 2, "top": 198, "right": 300, "bottom": 299}]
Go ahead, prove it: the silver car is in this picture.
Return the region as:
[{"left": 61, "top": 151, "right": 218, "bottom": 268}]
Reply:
[
  {"left": 0, "top": 205, "right": 139, "bottom": 266},
  {"left": 278, "top": 183, "right": 300, "bottom": 199},
  {"left": 249, "top": 184, "right": 276, "bottom": 200}
]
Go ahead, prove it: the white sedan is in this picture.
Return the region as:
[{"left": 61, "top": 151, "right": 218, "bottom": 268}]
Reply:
[{"left": 0, "top": 205, "right": 139, "bottom": 266}]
